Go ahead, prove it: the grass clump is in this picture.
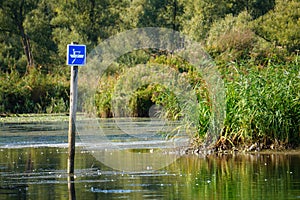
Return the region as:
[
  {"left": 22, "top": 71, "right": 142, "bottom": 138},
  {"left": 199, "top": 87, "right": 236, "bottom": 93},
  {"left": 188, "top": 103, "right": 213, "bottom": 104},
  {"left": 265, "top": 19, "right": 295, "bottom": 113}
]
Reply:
[{"left": 220, "top": 60, "right": 300, "bottom": 149}]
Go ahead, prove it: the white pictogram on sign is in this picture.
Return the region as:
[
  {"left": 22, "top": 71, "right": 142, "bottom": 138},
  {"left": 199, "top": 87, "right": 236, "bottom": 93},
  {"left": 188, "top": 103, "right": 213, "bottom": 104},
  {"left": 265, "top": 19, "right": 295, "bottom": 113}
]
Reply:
[
  {"left": 67, "top": 44, "right": 86, "bottom": 66},
  {"left": 70, "top": 49, "right": 84, "bottom": 64}
]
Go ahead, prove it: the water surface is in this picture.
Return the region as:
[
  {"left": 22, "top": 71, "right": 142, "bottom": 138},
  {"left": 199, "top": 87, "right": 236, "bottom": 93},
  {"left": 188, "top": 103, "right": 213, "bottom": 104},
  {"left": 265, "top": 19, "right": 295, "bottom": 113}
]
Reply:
[{"left": 0, "top": 118, "right": 300, "bottom": 199}]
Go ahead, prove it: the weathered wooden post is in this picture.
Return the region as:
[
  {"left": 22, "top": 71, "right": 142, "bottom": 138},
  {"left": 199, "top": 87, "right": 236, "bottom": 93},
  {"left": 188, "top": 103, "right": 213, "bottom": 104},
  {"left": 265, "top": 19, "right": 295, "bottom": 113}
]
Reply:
[
  {"left": 66, "top": 42, "right": 86, "bottom": 175},
  {"left": 68, "top": 63, "right": 78, "bottom": 174}
]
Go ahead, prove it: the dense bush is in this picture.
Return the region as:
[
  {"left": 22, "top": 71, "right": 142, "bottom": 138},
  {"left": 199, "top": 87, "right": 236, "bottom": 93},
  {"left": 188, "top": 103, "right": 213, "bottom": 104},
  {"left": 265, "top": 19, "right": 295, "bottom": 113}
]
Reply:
[
  {"left": 0, "top": 68, "right": 69, "bottom": 114},
  {"left": 93, "top": 55, "right": 201, "bottom": 119},
  {"left": 93, "top": 75, "right": 115, "bottom": 118},
  {"left": 206, "top": 11, "right": 255, "bottom": 63},
  {"left": 254, "top": 0, "right": 300, "bottom": 53}
]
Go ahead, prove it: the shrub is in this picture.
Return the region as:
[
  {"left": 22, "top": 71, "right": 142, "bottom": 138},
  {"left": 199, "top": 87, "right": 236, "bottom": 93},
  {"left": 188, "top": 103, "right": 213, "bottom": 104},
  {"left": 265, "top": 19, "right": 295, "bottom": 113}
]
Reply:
[
  {"left": 206, "top": 11, "right": 256, "bottom": 64},
  {"left": 254, "top": 0, "right": 300, "bottom": 53},
  {"left": 93, "top": 75, "right": 116, "bottom": 118},
  {"left": 0, "top": 68, "right": 69, "bottom": 114}
]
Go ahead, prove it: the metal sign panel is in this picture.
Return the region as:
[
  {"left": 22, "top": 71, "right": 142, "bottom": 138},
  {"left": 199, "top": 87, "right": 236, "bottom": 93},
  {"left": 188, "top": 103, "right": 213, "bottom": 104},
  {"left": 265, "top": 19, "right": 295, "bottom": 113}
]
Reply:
[{"left": 67, "top": 44, "right": 86, "bottom": 66}]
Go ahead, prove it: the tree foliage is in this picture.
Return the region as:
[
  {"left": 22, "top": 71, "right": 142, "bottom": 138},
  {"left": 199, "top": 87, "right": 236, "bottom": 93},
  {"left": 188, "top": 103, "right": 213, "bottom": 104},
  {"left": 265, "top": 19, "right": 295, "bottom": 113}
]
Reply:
[
  {"left": 0, "top": 0, "right": 298, "bottom": 72},
  {"left": 254, "top": 0, "right": 300, "bottom": 52},
  {"left": 206, "top": 11, "right": 256, "bottom": 63},
  {"left": 0, "top": 0, "right": 39, "bottom": 72},
  {"left": 24, "top": 0, "right": 57, "bottom": 67},
  {"left": 0, "top": 0, "right": 299, "bottom": 148}
]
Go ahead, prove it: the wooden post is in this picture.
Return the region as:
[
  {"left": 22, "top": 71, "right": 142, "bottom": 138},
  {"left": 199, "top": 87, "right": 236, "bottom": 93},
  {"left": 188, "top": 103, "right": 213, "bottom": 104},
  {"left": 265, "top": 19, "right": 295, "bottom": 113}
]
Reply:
[{"left": 68, "top": 64, "right": 78, "bottom": 174}]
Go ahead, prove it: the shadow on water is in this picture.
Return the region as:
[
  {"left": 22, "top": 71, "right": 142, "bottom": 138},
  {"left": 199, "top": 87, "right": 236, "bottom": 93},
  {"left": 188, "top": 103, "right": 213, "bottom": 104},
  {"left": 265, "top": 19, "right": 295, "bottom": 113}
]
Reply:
[{"left": 1, "top": 119, "right": 300, "bottom": 199}]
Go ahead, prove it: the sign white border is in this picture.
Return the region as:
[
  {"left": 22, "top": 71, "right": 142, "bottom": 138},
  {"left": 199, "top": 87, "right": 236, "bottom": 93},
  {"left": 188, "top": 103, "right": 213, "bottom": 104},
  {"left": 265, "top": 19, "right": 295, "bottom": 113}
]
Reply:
[{"left": 67, "top": 44, "right": 86, "bottom": 66}]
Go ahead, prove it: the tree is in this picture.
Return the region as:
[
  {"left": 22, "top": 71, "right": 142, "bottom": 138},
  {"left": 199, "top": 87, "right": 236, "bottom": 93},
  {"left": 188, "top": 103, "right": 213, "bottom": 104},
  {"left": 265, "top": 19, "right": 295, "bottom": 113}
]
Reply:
[
  {"left": 254, "top": 0, "right": 300, "bottom": 52},
  {"left": 227, "top": 0, "right": 275, "bottom": 19},
  {"left": 50, "top": 0, "right": 121, "bottom": 64},
  {"left": 0, "top": 26, "right": 23, "bottom": 72},
  {"left": 181, "top": 0, "right": 228, "bottom": 41},
  {"left": 24, "top": 0, "right": 57, "bottom": 70},
  {"left": 180, "top": 0, "right": 275, "bottom": 42},
  {"left": 0, "top": 0, "right": 38, "bottom": 71},
  {"left": 119, "top": 0, "right": 184, "bottom": 30}
]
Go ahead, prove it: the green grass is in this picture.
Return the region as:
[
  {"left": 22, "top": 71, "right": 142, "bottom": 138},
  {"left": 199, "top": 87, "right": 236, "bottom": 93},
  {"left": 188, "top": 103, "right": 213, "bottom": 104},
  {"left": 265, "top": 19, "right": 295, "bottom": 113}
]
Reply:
[{"left": 221, "top": 60, "right": 300, "bottom": 148}]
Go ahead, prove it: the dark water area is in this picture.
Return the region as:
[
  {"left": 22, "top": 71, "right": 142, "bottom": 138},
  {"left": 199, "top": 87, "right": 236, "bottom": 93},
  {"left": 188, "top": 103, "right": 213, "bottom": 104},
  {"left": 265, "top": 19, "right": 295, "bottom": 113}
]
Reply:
[{"left": 1, "top": 119, "right": 300, "bottom": 199}]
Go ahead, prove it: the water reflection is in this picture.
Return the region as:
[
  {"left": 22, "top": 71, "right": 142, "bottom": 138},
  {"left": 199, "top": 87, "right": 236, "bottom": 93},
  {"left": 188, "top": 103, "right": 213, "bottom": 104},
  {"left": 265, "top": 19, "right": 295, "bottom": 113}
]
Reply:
[
  {"left": 68, "top": 175, "right": 76, "bottom": 200},
  {"left": 1, "top": 119, "right": 300, "bottom": 199},
  {"left": 0, "top": 147, "right": 300, "bottom": 200}
]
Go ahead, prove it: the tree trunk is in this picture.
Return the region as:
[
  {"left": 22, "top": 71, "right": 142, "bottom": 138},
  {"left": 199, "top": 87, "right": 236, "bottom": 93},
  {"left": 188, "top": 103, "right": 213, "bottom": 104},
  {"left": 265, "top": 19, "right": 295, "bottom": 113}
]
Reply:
[
  {"left": 16, "top": 0, "right": 34, "bottom": 71},
  {"left": 172, "top": 0, "right": 178, "bottom": 31},
  {"left": 20, "top": 27, "right": 34, "bottom": 70}
]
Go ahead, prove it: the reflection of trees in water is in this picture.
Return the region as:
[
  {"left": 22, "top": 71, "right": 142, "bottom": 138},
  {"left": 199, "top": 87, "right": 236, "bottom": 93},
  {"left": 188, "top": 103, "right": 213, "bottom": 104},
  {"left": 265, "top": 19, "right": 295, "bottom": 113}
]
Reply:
[
  {"left": 0, "top": 185, "right": 28, "bottom": 199},
  {"left": 25, "top": 152, "right": 33, "bottom": 173},
  {"left": 164, "top": 153, "right": 300, "bottom": 199},
  {"left": 1, "top": 146, "right": 300, "bottom": 199}
]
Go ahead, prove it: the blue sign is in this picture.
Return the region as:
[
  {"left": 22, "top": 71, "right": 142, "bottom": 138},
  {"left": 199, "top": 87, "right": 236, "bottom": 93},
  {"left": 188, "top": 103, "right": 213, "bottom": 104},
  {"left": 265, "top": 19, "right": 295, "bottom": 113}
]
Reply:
[{"left": 67, "top": 44, "right": 86, "bottom": 66}]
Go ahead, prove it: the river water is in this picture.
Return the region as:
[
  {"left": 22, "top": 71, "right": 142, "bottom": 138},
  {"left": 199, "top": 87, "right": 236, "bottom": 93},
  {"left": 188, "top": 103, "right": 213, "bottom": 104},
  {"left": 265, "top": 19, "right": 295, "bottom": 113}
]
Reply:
[{"left": 0, "top": 118, "right": 300, "bottom": 199}]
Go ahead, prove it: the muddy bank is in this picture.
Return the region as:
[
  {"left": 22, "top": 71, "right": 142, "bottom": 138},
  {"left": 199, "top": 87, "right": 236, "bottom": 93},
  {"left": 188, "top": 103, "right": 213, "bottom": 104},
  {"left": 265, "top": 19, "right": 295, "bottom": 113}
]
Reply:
[{"left": 185, "top": 138, "right": 300, "bottom": 156}]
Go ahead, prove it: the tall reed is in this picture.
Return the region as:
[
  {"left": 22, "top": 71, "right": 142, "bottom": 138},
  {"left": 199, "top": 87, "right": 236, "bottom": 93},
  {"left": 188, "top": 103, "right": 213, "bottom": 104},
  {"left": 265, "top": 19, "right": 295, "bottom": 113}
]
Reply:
[{"left": 223, "top": 60, "right": 300, "bottom": 147}]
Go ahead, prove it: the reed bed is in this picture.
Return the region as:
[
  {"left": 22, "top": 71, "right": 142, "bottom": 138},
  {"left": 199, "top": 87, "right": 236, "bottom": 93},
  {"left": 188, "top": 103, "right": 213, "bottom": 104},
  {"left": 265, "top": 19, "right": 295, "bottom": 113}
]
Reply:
[{"left": 220, "top": 61, "right": 300, "bottom": 149}]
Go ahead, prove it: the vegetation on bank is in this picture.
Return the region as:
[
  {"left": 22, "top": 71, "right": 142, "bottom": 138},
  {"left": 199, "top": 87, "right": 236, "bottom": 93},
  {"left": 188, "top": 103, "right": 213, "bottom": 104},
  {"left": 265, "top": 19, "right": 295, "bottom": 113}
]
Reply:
[
  {"left": 93, "top": 54, "right": 300, "bottom": 150},
  {"left": 221, "top": 60, "right": 300, "bottom": 150},
  {"left": 0, "top": 0, "right": 299, "bottom": 149},
  {"left": 0, "top": 68, "right": 69, "bottom": 114}
]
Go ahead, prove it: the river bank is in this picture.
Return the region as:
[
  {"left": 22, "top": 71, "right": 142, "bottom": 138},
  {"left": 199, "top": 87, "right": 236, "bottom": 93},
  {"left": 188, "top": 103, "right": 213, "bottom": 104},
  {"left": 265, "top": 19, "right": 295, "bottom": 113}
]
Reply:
[
  {"left": 1, "top": 113, "right": 299, "bottom": 157},
  {"left": 185, "top": 140, "right": 300, "bottom": 157}
]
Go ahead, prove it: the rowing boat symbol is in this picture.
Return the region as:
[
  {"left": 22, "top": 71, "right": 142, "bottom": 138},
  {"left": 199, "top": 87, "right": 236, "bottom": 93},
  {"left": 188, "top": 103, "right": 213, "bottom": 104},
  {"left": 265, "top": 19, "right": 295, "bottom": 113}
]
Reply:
[
  {"left": 70, "top": 49, "right": 84, "bottom": 59},
  {"left": 70, "top": 49, "right": 84, "bottom": 64}
]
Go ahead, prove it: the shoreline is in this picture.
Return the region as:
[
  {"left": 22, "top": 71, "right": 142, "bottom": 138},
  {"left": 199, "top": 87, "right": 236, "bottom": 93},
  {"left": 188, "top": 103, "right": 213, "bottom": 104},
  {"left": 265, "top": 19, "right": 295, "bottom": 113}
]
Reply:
[
  {"left": 185, "top": 145, "right": 300, "bottom": 157},
  {"left": 1, "top": 113, "right": 299, "bottom": 155}
]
